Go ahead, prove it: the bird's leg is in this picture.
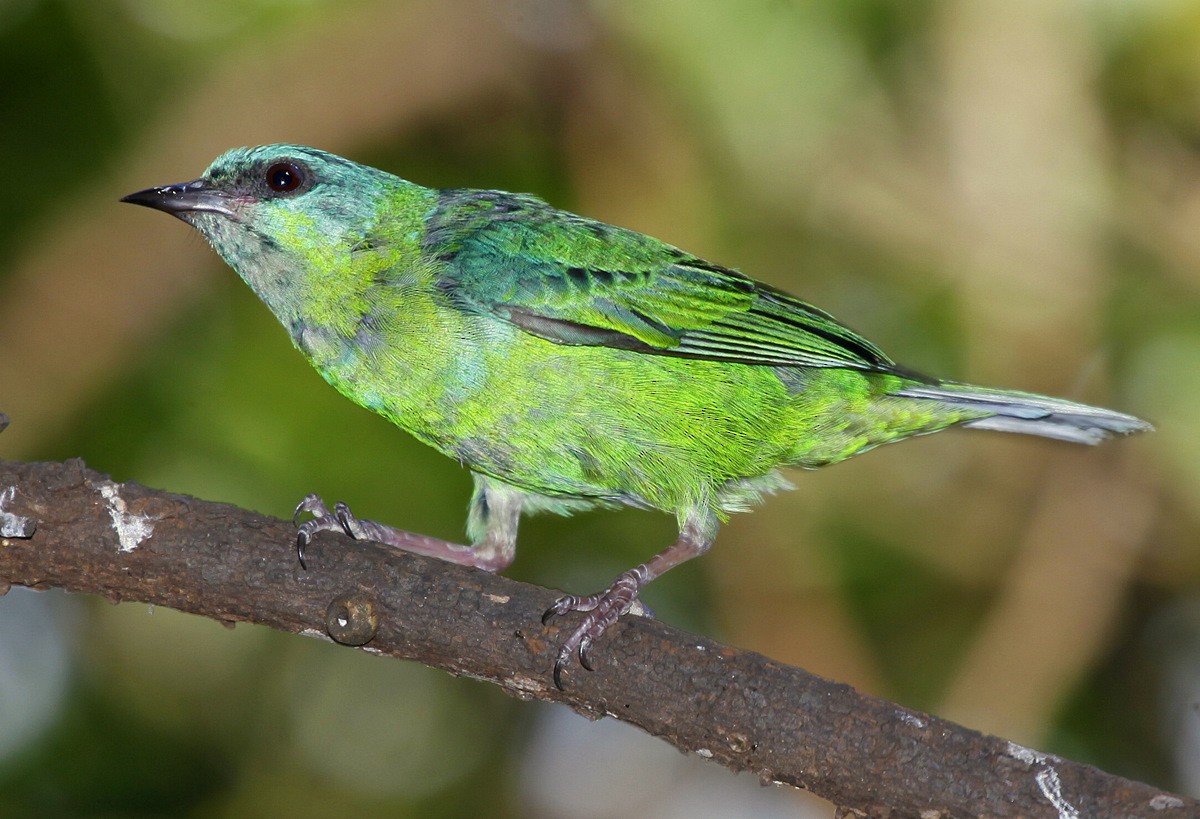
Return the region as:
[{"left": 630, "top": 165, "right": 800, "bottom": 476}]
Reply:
[
  {"left": 293, "top": 477, "right": 521, "bottom": 573},
  {"left": 543, "top": 510, "right": 718, "bottom": 689}
]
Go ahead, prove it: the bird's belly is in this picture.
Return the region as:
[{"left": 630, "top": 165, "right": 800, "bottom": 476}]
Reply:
[
  {"left": 311, "top": 324, "right": 931, "bottom": 511},
  {"left": 423, "top": 341, "right": 800, "bottom": 511}
]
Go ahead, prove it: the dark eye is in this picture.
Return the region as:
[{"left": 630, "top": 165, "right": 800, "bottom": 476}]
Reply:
[{"left": 266, "top": 162, "right": 302, "bottom": 193}]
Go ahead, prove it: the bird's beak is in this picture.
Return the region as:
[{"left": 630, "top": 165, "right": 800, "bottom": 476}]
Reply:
[{"left": 121, "top": 178, "right": 236, "bottom": 219}]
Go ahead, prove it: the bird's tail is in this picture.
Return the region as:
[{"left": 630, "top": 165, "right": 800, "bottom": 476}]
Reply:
[{"left": 893, "top": 382, "right": 1153, "bottom": 445}]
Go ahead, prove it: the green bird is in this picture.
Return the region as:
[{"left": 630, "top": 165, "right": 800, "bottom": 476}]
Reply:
[{"left": 122, "top": 145, "right": 1151, "bottom": 687}]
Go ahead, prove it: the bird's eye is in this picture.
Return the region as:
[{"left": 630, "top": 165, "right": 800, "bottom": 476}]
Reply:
[{"left": 266, "top": 162, "right": 303, "bottom": 193}]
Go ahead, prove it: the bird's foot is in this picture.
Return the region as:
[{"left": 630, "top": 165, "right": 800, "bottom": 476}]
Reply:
[
  {"left": 543, "top": 568, "right": 651, "bottom": 690},
  {"left": 293, "top": 493, "right": 398, "bottom": 568},
  {"left": 291, "top": 492, "right": 515, "bottom": 572}
]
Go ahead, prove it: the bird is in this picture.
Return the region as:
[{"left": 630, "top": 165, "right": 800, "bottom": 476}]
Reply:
[{"left": 122, "top": 144, "right": 1152, "bottom": 688}]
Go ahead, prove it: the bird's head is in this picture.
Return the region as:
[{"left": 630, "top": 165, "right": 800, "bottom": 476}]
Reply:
[
  {"left": 123, "top": 144, "right": 396, "bottom": 239},
  {"left": 122, "top": 145, "right": 409, "bottom": 305}
]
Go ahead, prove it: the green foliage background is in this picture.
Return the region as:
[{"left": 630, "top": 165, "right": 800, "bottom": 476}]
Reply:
[{"left": 1, "top": 1, "right": 1197, "bottom": 814}]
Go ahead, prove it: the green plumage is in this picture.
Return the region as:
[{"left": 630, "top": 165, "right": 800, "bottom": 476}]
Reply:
[
  {"left": 180, "top": 147, "right": 991, "bottom": 513},
  {"left": 122, "top": 144, "right": 1151, "bottom": 682}
]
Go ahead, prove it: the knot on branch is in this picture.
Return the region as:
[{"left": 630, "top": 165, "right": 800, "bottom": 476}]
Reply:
[{"left": 326, "top": 591, "right": 379, "bottom": 646}]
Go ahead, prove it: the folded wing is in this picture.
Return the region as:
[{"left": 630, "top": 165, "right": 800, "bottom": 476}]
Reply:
[{"left": 426, "top": 189, "right": 898, "bottom": 372}]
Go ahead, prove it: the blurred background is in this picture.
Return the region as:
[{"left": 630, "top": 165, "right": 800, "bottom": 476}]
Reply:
[{"left": 0, "top": 0, "right": 1196, "bottom": 815}]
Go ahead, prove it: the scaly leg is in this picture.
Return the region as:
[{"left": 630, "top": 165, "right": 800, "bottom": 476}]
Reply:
[
  {"left": 293, "top": 475, "right": 522, "bottom": 572},
  {"left": 543, "top": 510, "right": 718, "bottom": 689}
]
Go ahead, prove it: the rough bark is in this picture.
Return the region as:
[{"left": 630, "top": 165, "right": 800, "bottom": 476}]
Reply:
[{"left": 0, "top": 456, "right": 1191, "bottom": 818}]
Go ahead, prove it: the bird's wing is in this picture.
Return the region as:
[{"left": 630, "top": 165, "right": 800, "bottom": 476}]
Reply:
[{"left": 425, "top": 190, "right": 897, "bottom": 371}]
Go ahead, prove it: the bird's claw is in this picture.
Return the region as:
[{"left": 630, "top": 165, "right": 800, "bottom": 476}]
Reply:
[
  {"left": 292, "top": 493, "right": 332, "bottom": 527},
  {"left": 578, "top": 636, "right": 596, "bottom": 672},
  {"left": 544, "top": 571, "right": 645, "bottom": 690},
  {"left": 292, "top": 493, "right": 369, "bottom": 569},
  {"left": 541, "top": 594, "right": 584, "bottom": 625}
]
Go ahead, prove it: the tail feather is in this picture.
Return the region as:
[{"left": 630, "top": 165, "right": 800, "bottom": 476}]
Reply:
[{"left": 894, "top": 382, "right": 1153, "bottom": 446}]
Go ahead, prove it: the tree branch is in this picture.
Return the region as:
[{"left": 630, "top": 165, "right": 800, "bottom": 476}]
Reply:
[{"left": 0, "top": 455, "right": 1190, "bottom": 818}]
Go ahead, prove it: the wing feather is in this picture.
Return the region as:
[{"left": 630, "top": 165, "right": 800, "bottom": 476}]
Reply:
[{"left": 426, "top": 189, "right": 898, "bottom": 372}]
